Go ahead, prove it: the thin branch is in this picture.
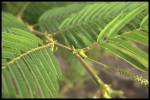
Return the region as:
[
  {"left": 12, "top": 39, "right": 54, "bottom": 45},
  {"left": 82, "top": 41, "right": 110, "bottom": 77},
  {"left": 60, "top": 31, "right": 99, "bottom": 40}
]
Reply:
[
  {"left": 31, "top": 28, "right": 98, "bottom": 53},
  {"left": 54, "top": 42, "right": 72, "bottom": 52},
  {"left": 75, "top": 54, "right": 105, "bottom": 86},
  {"left": 27, "top": 25, "right": 148, "bottom": 88},
  {"left": 27, "top": 24, "right": 98, "bottom": 52},
  {"left": 52, "top": 41, "right": 105, "bottom": 87},
  {"left": 82, "top": 42, "right": 98, "bottom": 52},
  {"left": 86, "top": 57, "right": 149, "bottom": 86},
  {"left": 86, "top": 57, "right": 109, "bottom": 69},
  {"left": 17, "top": 2, "right": 30, "bottom": 19},
  {"left": 21, "top": 26, "right": 128, "bottom": 97},
  {"left": 27, "top": 27, "right": 106, "bottom": 87},
  {"left": 27, "top": 24, "right": 45, "bottom": 37}
]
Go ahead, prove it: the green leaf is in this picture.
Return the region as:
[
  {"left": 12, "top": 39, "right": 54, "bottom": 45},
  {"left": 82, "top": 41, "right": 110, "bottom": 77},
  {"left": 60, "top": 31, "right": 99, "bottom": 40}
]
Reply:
[
  {"left": 140, "top": 15, "right": 148, "bottom": 31},
  {"left": 57, "top": 2, "right": 147, "bottom": 48},
  {"left": 119, "top": 29, "right": 148, "bottom": 46},
  {"left": 2, "top": 12, "right": 27, "bottom": 32},
  {"left": 2, "top": 47, "right": 62, "bottom": 98},
  {"left": 97, "top": 13, "right": 124, "bottom": 42},
  {"left": 38, "top": 2, "right": 147, "bottom": 48},
  {"left": 97, "top": 4, "right": 146, "bottom": 43},
  {"left": 38, "top": 3, "right": 86, "bottom": 33},
  {"left": 99, "top": 38, "right": 148, "bottom": 72},
  {"left": 109, "top": 38, "right": 148, "bottom": 68},
  {"left": 2, "top": 28, "right": 43, "bottom": 63},
  {"left": 23, "top": 2, "right": 74, "bottom": 24},
  {"left": 3, "top": 2, "right": 75, "bottom": 24},
  {"left": 2, "top": 27, "right": 62, "bottom": 98}
]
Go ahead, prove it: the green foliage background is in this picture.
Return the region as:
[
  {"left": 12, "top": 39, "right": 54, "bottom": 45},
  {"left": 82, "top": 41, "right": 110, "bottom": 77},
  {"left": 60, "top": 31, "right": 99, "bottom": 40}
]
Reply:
[{"left": 2, "top": 2, "right": 148, "bottom": 98}]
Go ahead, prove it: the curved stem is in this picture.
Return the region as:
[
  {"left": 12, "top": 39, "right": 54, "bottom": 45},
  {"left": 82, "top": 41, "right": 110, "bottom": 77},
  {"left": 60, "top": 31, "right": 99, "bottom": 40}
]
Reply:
[
  {"left": 27, "top": 25, "right": 99, "bottom": 52},
  {"left": 75, "top": 54, "right": 105, "bottom": 86},
  {"left": 26, "top": 25, "right": 109, "bottom": 93},
  {"left": 17, "top": 2, "right": 30, "bottom": 19},
  {"left": 53, "top": 41, "right": 105, "bottom": 87},
  {"left": 28, "top": 27, "right": 107, "bottom": 88}
]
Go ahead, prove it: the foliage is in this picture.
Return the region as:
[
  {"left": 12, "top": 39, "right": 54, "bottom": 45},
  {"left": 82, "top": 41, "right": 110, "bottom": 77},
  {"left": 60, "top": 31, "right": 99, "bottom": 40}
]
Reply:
[
  {"left": 2, "top": 12, "right": 27, "bottom": 32},
  {"left": 2, "top": 28, "right": 62, "bottom": 98},
  {"left": 2, "top": 2, "right": 148, "bottom": 98}
]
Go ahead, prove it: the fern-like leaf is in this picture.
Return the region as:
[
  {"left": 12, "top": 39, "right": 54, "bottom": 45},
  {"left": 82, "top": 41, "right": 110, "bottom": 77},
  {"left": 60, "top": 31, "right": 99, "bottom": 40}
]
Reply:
[
  {"left": 118, "top": 29, "right": 148, "bottom": 46},
  {"left": 140, "top": 15, "right": 148, "bottom": 31},
  {"left": 38, "top": 3, "right": 86, "bottom": 33},
  {"left": 2, "top": 12, "right": 27, "bottom": 32},
  {"left": 38, "top": 2, "right": 147, "bottom": 48},
  {"left": 98, "top": 29, "right": 148, "bottom": 72},
  {"left": 2, "top": 28, "right": 62, "bottom": 98},
  {"left": 2, "top": 28, "right": 43, "bottom": 64},
  {"left": 2, "top": 47, "right": 62, "bottom": 98}
]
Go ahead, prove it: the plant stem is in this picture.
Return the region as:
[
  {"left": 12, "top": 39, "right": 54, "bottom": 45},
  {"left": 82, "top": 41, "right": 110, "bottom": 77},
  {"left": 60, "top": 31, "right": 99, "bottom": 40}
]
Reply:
[
  {"left": 86, "top": 57, "right": 109, "bottom": 69},
  {"left": 54, "top": 41, "right": 105, "bottom": 87},
  {"left": 27, "top": 25, "right": 106, "bottom": 88},
  {"left": 54, "top": 42, "right": 72, "bottom": 52},
  {"left": 27, "top": 25, "right": 98, "bottom": 52},
  {"left": 17, "top": 2, "right": 30, "bottom": 19},
  {"left": 75, "top": 54, "right": 105, "bottom": 86}
]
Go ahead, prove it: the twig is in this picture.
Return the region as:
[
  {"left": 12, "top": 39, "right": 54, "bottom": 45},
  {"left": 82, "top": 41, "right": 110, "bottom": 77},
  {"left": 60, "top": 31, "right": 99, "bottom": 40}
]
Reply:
[
  {"left": 27, "top": 26, "right": 106, "bottom": 88},
  {"left": 27, "top": 24, "right": 45, "bottom": 37},
  {"left": 27, "top": 24, "right": 98, "bottom": 52},
  {"left": 54, "top": 42, "right": 72, "bottom": 52},
  {"left": 75, "top": 54, "right": 105, "bottom": 86},
  {"left": 52, "top": 41, "right": 105, "bottom": 87},
  {"left": 86, "top": 57, "right": 149, "bottom": 87},
  {"left": 86, "top": 57, "right": 109, "bottom": 69},
  {"left": 24, "top": 26, "right": 126, "bottom": 97},
  {"left": 17, "top": 2, "right": 30, "bottom": 19}
]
